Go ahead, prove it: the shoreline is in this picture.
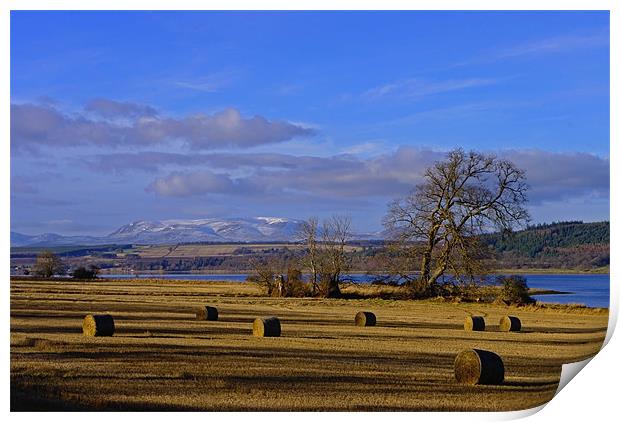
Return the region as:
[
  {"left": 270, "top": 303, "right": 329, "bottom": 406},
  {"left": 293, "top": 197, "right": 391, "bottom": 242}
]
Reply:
[
  {"left": 12, "top": 276, "right": 607, "bottom": 310},
  {"left": 94, "top": 267, "right": 609, "bottom": 276},
  {"left": 495, "top": 268, "right": 609, "bottom": 275},
  {"left": 528, "top": 288, "right": 571, "bottom": 296}
]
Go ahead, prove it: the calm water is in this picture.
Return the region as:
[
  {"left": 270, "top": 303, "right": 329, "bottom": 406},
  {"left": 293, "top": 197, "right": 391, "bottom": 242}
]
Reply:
[
  {"left": 101, "top": 273, "right": 610, "bottom": 308},
  {"left": 525, "top": 274, "right": 609, "bottom": 308}
]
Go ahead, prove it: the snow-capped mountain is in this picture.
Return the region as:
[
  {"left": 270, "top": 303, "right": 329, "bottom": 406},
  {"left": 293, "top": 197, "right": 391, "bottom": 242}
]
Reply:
[
  {"left": 11, "top": 216, "right": 385, "bottom": 247},
  {"left": 107, "top": 217, "right": 304, "bottom": 243},
  {"left": 11, "top": 217, "right": 313, "bottom": 246}
]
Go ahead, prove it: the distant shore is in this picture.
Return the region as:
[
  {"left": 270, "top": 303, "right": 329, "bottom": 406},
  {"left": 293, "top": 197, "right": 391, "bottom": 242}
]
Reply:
[
  {"left": 496, "top": 267, "right": 609, "bottom": 275},
  {"left": 96, "top": 267, "right": 609, "bottom": 276},
  {"left": 528, "top": 288, "right": 571, "bottom": 296},
  {"left": 10, "top": 276, "right": 573, "bottom": 297}
]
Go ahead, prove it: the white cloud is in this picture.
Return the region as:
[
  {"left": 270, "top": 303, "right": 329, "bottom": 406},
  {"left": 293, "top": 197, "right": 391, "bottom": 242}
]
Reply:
[
  {"left": 142, "top": 148, "right": 609, "bottom": 207},
  {"left": 11, "top": 101, "right": 316, "bottom": 152},
  {"left": 145, "top": 170, "right": 247, "bottom": 197}
]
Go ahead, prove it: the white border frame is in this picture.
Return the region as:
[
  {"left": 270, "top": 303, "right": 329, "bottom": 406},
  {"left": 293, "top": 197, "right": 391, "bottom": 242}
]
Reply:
[{"left": 2, "top": 1, "right": 616, "bottom": 420}]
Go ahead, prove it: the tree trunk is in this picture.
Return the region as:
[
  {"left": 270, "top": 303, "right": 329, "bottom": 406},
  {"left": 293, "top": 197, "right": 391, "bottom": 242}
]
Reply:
[
  {"left": 419, "top": 224, "right": 439, "bottom": 286},
  {"left": 310, "top": 266, "right": 318, "bottom": 295},
  {"left": 428, "top": 265, "right": 446, "bottom": 288},
  {"left": 419, "top": 249, "right": 431, "bottom": 284},
  {"left": 326, "top": 276, "right": 341, "bottom": 298}
]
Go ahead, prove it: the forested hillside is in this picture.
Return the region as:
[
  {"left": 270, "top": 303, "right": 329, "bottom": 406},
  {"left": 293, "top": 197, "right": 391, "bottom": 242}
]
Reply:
[{"left": 483, "top": 221, "right": 609, "bottom": 271}]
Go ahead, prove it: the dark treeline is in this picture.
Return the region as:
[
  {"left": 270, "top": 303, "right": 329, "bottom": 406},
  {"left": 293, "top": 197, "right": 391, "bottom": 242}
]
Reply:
[
  {"left": 483, "top": 221, "right": 609, "bottom": 256},
  {"left": 11, "top": 244, "right": 132, "bottom": 258}
]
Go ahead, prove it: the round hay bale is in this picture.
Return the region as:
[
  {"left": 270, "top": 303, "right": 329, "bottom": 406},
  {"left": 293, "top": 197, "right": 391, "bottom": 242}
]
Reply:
[
  {"left": 355, "top": 311, "right": 377, "bottom": 327},
  {"left": 83, "top": 314, "right": 115, "bottom": 337},
  {"left": 454, "top": 349, "right": 505, "bottom": 385},
  {"left": 196, "top": 306, "right": 219, "bottom": 321},
  {"left": 253, "top": 316, "right": 281, "bottom": 337},
  {"left": 499, "top": 316, "right": 521, "bottom": 332},
  {"left": 464, "top": 315, "right": 485, "bottom": 331}
]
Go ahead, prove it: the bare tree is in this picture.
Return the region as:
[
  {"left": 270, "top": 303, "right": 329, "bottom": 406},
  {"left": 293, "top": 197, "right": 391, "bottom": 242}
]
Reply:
[
  {"left": 299, "top": 217, "right": 320, "bottom": 295},
  {"left": 318, "top": 215, "right": 351, "bottom": 298},
  {"left": 384, "top": 149, "right": 529, "bottom": 293},
  {"left": 33, "top": 250, "right": 66, "bottom": 278},
  {"left": 297, "top": 215, "right": 352, "bottom": 298},
  {"left": 248, "top": 255, "right": 284, "bottom": 296}
]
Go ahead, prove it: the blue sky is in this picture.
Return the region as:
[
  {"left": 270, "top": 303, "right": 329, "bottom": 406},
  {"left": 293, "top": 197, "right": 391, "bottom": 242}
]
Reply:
[{"left": 10, "top": 11, "right": 610, "bottom": 235}]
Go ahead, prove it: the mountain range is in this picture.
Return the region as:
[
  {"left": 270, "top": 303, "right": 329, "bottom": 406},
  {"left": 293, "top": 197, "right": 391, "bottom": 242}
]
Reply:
[{"left": 11, "top": 217, "right": 382, "bottom": 247}]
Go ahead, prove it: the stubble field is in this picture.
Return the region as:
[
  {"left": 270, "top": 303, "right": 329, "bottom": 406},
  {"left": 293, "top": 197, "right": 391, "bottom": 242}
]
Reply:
[{"left": 10, "top": 278, "right": 608, "bottom": 411}]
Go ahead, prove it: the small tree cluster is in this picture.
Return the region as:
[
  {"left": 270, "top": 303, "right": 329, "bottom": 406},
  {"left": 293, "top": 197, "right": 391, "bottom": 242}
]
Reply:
[
  {"left": 32, "top": 250, "right": 66, "bottom": 278},
  {"left": 247, "top": 256, "right": 309, "bottom": 297},
  {"left": 496, "top": 275, "right": 534, "bottom": 305},
  {"left": 299, "top": 215, "right": 352, "bottom": 298},
  {"left": 72, "top": 265, "right": 100, "bottom": 279},
  {"left": 248, "top": 215, "right": 352, "bottom": 298},
  {"left": 248, "top": 256, "right": 282, "bottom": 296}
]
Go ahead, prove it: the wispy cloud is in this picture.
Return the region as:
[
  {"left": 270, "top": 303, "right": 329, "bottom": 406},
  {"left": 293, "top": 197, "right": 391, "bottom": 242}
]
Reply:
[
  {"left": 174, "top": 80, "right": 221, "bottom": 92},
  {"left": 173, "top": 70, "right": 240, "bottom": 93},
  {"left": 378, "top": 100, "right": 534, "bottom": 127},
  {"left": 10, "top": 171, "right": 65, "bottom": 194},
  {"left": 274, "top": 83, "right": 303, "bottom": 96},
  {"left": 455, "top": 29, "right": 609, "bottom": 67},
  {"left": 362, "top": 77, "right": 498, "bottom": 101},
  {"left": 497, "top": 32, "right": 608, "bottom": 59},
  {"left": 340, "top": 141, "right": 391, "bottom": 156},
  {"left": 11, "top": 176, "right": 39, "bottom": 194},
  {"left": 31, "top": 198, "right": 74, "bottom": 207}
]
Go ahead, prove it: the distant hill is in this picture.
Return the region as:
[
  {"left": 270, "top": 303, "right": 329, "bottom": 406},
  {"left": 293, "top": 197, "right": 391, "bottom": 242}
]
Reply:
[
  {"left": 11, "top": 217, "right": 305, "bottom": 246},
  {"left": 10, "top": 218, "right": 610, "bottom": 272},
  {"left": 483, "top": 221, "right": 609, "bottom": 271},
  {"left": 11, "top": 220, "right": 609, "bottom": 273},
  {"left": 10, "top": 231, "right": 101, "bottom": 247},
  {"left": 11, "top": 216, "right": 384, "bottom": 247}
]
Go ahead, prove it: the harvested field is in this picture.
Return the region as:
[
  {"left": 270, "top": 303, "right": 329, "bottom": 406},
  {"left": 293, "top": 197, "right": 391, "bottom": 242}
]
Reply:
[{"left": 10, "top": 278, "right": 607, "bottom": 411}]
